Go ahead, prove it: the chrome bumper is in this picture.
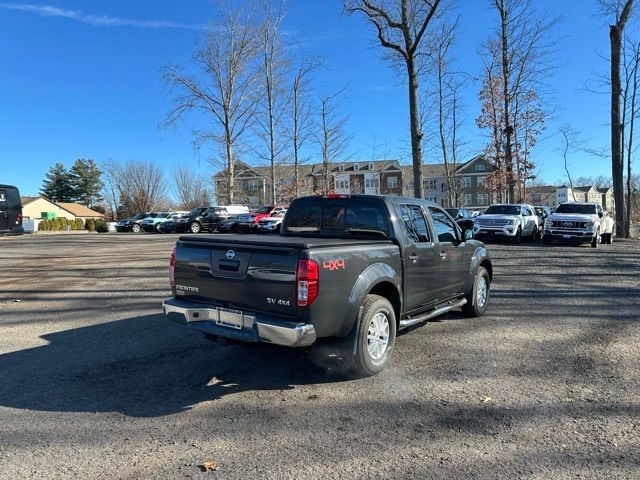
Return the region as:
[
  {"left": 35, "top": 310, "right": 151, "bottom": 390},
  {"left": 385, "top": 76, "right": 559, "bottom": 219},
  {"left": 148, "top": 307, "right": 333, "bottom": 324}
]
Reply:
[{"left": 162, "top": 298, "right": 316, "bottom": 347}]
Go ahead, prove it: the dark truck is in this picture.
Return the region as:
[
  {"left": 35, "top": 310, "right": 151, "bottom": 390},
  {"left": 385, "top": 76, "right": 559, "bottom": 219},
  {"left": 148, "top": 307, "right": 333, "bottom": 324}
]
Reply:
[
  {"left": 162, "top": 195, "right": 493, "bottom": 376},
  {"left": 0, "top": 184, "right": 23, "bottom": 235}
]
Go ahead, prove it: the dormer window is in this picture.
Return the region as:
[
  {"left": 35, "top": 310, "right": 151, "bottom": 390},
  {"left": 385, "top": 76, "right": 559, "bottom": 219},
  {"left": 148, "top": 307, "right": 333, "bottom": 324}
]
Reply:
[
  {"left": 475, "top": 164, "right": 485, "bottom": 171},
  {"left": 338, "top": 164, "right": 345, "bottom": 172},
  {"left": 354, "top": 163, "right": 360, "bottom": 171},
  {"left": 368, "top": 162, "right": 374, "bottom": 170}
]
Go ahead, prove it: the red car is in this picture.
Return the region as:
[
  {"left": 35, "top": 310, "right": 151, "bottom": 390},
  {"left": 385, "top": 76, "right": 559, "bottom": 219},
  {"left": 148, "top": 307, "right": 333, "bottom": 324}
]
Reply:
[{"left": 236, "top": 205, "right": 288, "bottom": 232}]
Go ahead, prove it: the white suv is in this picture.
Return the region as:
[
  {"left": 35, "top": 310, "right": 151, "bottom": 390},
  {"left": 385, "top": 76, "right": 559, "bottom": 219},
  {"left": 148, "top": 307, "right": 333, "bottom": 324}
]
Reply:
[
  {"left": 543, "top": 202, "right": 614, "bottom": 248},
  {"left": 473, "top": 204, "right": 539, "bottom": 243}
]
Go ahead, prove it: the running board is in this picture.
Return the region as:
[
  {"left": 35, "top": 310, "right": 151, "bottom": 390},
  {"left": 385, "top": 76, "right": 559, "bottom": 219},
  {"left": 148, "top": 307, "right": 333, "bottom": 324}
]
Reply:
[{"left": 399, "top": 298, "right": 467, "bottom": 329}]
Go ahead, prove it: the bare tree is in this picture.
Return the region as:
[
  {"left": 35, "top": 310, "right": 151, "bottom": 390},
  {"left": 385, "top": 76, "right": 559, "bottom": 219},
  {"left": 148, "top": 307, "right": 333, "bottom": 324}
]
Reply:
[
  {"left": 603, "top": 0, "right": 634, "bottom": 235},
  {"left": 484, "top": 0, "right": 557, "bottom": 203},
  {"left": 256, "top": 1, "right": 290, "bottom": 204},
  {"left": 101, "top": 160, "right": 167, "bottom": 216},
  {"left": 622, "top": 39, "right": 640, "bottom": 235},
  {"left": 162, "top": 2, "right": 263, "bottom": 204},
  {"left": 317, "top": 91, "right": 350, "bottom": 194},
  {"left": 289, "top": 59, "right": 319, "bottom": 198},
  {"left": 101, "top": 158, "right": 123, "bottom": 220},
  {"left": 345, "top": 0, "right": 443, "bottom": 199},
  {"left": 559, "top": 126, "right": 578, "bottom": 201},
  {"left": 171, "top": 165, "right": 212, "bottom": 210}
]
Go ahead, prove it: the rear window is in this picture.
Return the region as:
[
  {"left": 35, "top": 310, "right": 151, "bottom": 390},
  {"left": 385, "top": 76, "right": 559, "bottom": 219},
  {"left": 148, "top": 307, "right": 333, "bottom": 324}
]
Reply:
[{"left": 283, "top": 197, "right": 389, "bottom": 237}]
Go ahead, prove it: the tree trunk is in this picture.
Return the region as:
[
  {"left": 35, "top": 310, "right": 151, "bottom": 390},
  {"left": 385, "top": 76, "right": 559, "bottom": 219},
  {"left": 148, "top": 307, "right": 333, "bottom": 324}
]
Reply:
[
  {"left": 407, "top": 59, "right": 424, "bottom": 199},
  {"left": 499, "top": 3, "right": 514, "bottom": 203},
  {"left": 611, "top": 25, "right": 626, "bottom": 236},
  {"left": 293, "top": 92, "right": 300, "bottom": 198}
]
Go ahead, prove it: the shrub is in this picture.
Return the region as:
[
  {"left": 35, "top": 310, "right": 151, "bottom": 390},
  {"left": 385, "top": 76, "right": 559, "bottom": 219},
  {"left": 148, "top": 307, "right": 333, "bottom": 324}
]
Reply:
[
  {"left": 95, "top": 219, "right": 108, "bottom": 233},
  {"left": 39, "top": 219, "right": 49, "bottom": 231},
  {"left": 75, "top": 219, "right": 84, "bottom": 230},
  {"left": 85, "top": 218, "right": 96, "bottom": 231}
]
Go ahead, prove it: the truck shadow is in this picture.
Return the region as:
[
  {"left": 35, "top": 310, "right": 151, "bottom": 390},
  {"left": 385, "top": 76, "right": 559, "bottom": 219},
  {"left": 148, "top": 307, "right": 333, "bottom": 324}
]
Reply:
[{"left": 0, "top": 314, "right": 349, "bottom": 417}]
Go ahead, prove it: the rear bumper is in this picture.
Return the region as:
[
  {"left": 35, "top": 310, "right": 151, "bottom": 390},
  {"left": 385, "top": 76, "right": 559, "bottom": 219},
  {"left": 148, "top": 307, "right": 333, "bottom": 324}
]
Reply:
[{"left": 162, "top": 297, "right": 316, "bottom": 347}]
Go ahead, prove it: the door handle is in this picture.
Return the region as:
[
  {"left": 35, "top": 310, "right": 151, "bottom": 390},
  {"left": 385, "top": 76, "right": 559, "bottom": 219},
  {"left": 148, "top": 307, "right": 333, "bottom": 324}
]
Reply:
[
  {"left": 439, "top": 251, "right": 447, "bottom": 260},
  {"left": 408, "top": 254, "right": 419, "bottom": 263}
]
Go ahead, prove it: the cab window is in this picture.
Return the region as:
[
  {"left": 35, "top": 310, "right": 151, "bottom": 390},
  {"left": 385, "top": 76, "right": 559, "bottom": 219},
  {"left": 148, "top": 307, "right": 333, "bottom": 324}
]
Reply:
[
  {"left": 428, "top": 207, "right": 459, "bottom": 243},
  {"left": 398, "top": 204, "right": 431, "bottom": 243}
]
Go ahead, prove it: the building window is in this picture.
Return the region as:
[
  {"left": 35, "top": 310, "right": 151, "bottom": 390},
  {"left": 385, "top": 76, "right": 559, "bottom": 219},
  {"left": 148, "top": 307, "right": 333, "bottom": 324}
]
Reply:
[
  {"left": 248, "top": 180, "right": 260, "bottom": 191},
  {"left": 460, "top": 177, "right": 471, "bottom": 188},
  {"left": 387, "top": 176, "right": 398, "bottom": 189},
  {"left": 368, "top": 162, "right": 374, "bottom": 170},
  {"left": 464, "top": 193, "right": 473, "bottom": 205},
  {"left": 477, "top": 193, "right": 489, "bottom": 205},
  {"left": 365, "top": 178, "right": 376, "bottom": 189},
  {"left": 338, "top": 164, "right": 345, "bottom": 171},
  {"left": 477, "top": 176, "right": 485, "bottom": 186},
  {"left": 248, "top": 196, "right": 259, "bottom": 206},
  {"left": 335, "top": 179, "right": 349, "bottom": 190},
  {"left": 425, "top": 195, "right": 437, "bottom": 202},
  {"left": 354, "top": 163, "right": 360, "bottom": 171},
  {"left": 423, "top": 179, "right": 437, "bottom": 190},
  {"left": 475, "top": 164, "right": 485, "bottom": 171}
]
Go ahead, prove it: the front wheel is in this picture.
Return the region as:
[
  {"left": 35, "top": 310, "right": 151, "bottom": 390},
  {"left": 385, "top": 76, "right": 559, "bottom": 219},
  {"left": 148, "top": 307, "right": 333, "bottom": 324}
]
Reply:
[
  {"left": 343, "top": 295, "right": 396, "bottom": 377},
  {"left": 189, "top": 222, "right": 201, "bottom": 234},
  {"left": 462, "top": 266, "right": 491, "bottom": 318},
  {"left": 131, "top": 224, "right": 141, "bottom": 233},
  {"left": 512, "top": 227, "right": 522, "bottom": 244}
]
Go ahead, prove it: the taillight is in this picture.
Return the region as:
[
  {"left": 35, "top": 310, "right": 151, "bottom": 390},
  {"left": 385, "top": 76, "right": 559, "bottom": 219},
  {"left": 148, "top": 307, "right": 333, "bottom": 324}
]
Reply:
[
  {"left": 297, "top": 259, "right": 319, "bottom": 307},
  {"left": 169, "top": 246, "right": 176, "bottom": 288},
  {"left": 15, "top": 213, "right": 22, "bottom": 225}
]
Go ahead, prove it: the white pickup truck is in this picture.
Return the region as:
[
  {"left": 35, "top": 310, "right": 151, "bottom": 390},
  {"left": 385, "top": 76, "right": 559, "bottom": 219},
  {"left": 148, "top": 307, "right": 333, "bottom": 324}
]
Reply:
[{"left": 542, "top": 202, "right": 615, "bottom": 248}]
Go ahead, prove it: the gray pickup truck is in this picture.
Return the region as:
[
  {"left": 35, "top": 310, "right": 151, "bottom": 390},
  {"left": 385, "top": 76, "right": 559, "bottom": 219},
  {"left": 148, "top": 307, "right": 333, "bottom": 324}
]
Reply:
[{"left": 163, "top": 195, "right": 493, "bottom": 376}]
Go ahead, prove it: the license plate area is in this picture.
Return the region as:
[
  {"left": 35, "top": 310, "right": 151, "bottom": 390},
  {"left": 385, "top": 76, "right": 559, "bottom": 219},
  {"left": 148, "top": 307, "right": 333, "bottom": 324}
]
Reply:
[
  {"left": 217, "top": 307, "right": 254, "bottom": 330},
  {"left": 562, "top": 234, "right": 571, "bottom": 239}
]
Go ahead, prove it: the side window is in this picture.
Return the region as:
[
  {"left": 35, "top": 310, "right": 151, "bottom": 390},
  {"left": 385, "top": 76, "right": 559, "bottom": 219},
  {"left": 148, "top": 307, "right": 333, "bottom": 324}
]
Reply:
[
  {"left": 398, "top": 204, "right": 431, "bottom": 243},
  {"left": 428, "top": 207, "right": 459, "bottom": 244},
  {"left": 520, "top": 206, "right": 528, "bottom": 216}
]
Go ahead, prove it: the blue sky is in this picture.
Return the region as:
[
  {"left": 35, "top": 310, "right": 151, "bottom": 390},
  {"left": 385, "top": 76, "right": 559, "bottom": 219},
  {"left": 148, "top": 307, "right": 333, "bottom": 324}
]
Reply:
[{"left": 0, "top": 0, "right": 625, "bottom": 196}]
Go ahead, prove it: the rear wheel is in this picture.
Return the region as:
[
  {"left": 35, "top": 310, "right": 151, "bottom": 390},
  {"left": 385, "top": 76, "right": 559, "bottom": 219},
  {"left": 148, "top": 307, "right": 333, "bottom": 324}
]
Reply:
[
  {"left": 189, "top": 222, "right": 201, "bottom": 234},
  {"left": 462, "top": 266, "right": 491, "bottom": 318},
  {"left": 343, "top": 295, "right": 396, "bottom": 377},
  {"left": 131, "top": 224, "right": 141, "bottom": 233}
]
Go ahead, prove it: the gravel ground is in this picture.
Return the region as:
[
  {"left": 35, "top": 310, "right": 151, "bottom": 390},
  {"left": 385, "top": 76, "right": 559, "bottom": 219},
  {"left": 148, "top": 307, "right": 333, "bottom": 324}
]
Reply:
[{"left": 0, "top": 232, "right": 639, "bottom": 480}]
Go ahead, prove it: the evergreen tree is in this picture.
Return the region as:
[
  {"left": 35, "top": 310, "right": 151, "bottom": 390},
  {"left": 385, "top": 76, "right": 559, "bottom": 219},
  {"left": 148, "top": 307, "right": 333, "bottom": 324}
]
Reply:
[
  {"left": 69, "top": 158, "right": 104, "bottom": 207},
  {"left": 40, "top": 163, "right": 74, "bottom": 202}
]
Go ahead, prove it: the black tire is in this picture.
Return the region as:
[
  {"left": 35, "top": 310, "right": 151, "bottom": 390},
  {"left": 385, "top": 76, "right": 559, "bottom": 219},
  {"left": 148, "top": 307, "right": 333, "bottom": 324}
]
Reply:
[
  {"left": 189, "top": 222, "right": 201, "bottom": 234},
  {"left": 231, "top": 224, "right": 239, "bottom": 233},
  {"left": 591, "top": 234, "right": 598, "bottom": 248},
  {"left": 512, "top": 227, "right": 522, "bottom": 244},
  {"left": 131, "top": 223, "right": 141, "bottom": 233},
  {"left": 462, "top": 266, "right": 491, "bottom": 318},
  {"left": 542, "top": 236, "right": 551, "bottom": 245},
  {"left": 342, "top": 295, "right": 397, "bottom": 377}
]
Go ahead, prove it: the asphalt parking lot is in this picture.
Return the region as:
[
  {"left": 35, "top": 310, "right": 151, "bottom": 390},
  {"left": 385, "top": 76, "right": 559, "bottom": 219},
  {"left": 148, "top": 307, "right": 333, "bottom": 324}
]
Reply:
[{"left": 0, "top": 233, "right": 639, "bottom": 479}]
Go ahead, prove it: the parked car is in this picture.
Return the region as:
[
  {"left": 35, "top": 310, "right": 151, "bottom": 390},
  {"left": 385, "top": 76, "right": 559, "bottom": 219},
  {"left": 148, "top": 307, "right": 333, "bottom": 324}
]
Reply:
[
  {"left": 115, "top": 213, "right": 148, "bottom": 233},
  {"left": 0, "top": 184, "right": 23, "bottom": 235},
  {"left": 157, "top": 212, "right": 190, "bottom": 233},
  {"left": 542, "top": 202, "right": 614, "bottom": 247},
  {"left": 173, "top": 207, "right": 209, "bottom": 233},
  {"left": 445, "top": 208, "right": 475, "bottom": 238},
  {"left": 473, "top": 204, "right": 539, "bottom": 243},
  {"left": 162, "top": 194, "right": 493, "bottom": 377},
  {"left": 177, "top": 205, "right": 249, "bottom": 234},
  {"left": 533, "top": 206, "right": 552, "bottom": 239},
  {"left": 217, "top": 215, "right": 241, "bottom": 233},
  {"left": 141, "top": 212, "right": 172, "bottom": 232},
  {"left": 237, "top": 205, "right": 289, "bottom": 232},
  {"left": 256, "top": 213, "right": 286, "bottom": 233}
]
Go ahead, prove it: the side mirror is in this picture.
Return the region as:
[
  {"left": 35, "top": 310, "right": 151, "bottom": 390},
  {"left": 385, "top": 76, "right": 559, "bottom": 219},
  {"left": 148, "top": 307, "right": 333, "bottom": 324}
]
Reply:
[
  {"left": 598, "top": 212, "right": 603, "bottom": 218},
  {"left": 464, "top": 229, "right": 473, "bottom": 241}
]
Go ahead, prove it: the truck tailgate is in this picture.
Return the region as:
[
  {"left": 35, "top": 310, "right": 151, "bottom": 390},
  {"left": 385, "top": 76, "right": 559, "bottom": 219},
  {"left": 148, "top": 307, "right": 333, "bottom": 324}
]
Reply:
[{"left": 174, "top": 237, "right": 300, "bottom": 317}]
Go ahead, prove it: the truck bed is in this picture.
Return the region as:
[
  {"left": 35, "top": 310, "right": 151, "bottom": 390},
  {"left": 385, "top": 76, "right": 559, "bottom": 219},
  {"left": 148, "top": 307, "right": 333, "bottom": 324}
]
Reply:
[{"left": 178, "top": 234, "right": 393, "bottom": 249}]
